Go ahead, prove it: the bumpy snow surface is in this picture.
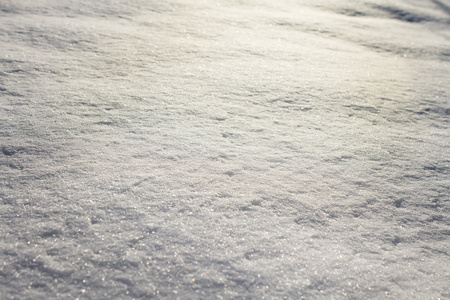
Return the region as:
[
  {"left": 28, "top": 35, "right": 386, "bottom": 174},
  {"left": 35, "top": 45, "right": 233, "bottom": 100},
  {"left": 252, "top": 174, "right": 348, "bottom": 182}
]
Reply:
[{"left": 1, "top": 0, "right": 449, "bottom": 299}]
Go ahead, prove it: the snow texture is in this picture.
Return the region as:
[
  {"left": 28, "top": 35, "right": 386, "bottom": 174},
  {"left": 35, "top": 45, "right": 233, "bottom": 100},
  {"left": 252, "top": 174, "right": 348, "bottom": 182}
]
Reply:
[{"left": 1, "top": 0, "right": 449, "bottom": 299}]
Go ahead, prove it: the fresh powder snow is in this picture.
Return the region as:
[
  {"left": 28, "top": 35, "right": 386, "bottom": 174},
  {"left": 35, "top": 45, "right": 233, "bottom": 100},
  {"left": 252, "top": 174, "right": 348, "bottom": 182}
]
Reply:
[{"left": 1, "top": 0, "right": 449, "bottom": 299}]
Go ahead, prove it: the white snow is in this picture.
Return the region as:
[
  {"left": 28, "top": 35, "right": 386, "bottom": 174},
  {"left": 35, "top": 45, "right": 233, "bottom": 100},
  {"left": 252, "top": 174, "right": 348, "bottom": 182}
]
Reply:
[{"left": 1, "top": 0, "right": 449, "bottom": 299}]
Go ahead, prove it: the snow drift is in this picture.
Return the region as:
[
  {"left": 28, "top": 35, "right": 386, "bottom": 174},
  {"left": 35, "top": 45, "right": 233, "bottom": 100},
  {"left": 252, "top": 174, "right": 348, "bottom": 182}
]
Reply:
[{"left": 1, "top": 0, "right": 449, "bottom": 298}]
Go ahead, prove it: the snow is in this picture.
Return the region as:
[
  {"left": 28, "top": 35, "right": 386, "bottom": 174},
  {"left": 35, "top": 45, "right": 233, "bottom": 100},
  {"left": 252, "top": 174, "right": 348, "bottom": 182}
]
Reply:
[{"left": 1, "top": 0, "right": 449, "bottom": 298}]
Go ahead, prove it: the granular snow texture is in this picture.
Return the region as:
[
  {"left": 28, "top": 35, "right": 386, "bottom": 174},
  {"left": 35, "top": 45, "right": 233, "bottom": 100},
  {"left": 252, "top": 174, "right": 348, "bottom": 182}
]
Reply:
[{"left": 1, "top": 0, "right": 449, "bottom": 299}]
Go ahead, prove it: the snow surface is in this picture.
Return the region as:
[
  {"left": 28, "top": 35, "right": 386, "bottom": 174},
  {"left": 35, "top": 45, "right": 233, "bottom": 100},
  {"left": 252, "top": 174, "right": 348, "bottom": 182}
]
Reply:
[{"left": 1, "top": 0, "right": 449, "bottom": 299}]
